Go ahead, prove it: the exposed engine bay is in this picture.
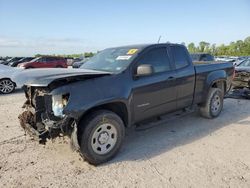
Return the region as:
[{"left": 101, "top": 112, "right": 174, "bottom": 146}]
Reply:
[{"left": 18, "top": 86, "right": 75, "bottom": 144}]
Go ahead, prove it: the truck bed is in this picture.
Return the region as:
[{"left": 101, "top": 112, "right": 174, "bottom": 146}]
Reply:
[{"left": 193, "top": 61, "right": 234, "bottom": 104}]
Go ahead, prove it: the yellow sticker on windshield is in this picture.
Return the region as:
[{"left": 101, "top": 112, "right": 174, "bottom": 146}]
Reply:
[{"left": 127, "top": 49, "right": 138, "bottom": 55}]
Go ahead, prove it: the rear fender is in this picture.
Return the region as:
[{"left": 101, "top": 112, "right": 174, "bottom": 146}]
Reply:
[{"left": 202, "top": 70, "right": 227, "bottom": 103}]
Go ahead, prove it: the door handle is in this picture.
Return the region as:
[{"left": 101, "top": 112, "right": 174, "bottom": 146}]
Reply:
[{"left": 167, "top": 76, "right": 175, "bottom": 80}]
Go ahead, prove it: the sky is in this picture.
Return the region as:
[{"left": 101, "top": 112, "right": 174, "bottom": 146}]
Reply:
[{"left": 0, "top": 0, "right": 250, "bottom": 56}]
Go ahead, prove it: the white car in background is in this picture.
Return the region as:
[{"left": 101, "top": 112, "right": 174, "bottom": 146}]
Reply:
[{"left": 0, "top": 64, "right": 23, "bottom": 94}]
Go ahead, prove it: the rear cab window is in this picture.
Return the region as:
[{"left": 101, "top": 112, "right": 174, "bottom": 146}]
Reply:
[{"left": 170, "top": 46, "right": 190, "bottom": 69}]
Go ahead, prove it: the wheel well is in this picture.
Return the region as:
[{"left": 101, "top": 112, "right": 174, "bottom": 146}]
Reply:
[
  {"left": 0, "top": 78, "right": 16, "bottom": 87},
  {"left": 0, "top": 78, "right": 11, "bottom": 81},
  {"left": 211, "top": 80, "right": 226, "bottom": 94},
  {"left": 79, "top": 102, "right": 129, "bottom": 127}
]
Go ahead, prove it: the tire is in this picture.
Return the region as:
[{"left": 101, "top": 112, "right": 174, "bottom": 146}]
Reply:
[
  {"left": 79, "top": 110, "right": 125, "bottom": 165},
  {"left": 199, "top": 88, "right": 224, "bottom": 119},
  {"left": 0, "top": 78, "right": 15, "bottom": 94},
  {"left": 56, "top": 65, "right": 63, "bottom": 68}
]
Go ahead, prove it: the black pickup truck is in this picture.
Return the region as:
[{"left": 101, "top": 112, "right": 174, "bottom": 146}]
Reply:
[{"left": 15, "top": 43, "right": 234, "bottom": 165}]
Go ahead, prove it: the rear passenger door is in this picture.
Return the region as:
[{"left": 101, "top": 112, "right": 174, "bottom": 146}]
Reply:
[
  {"left": 131, "top": 46, "right": 177, "bottom": 122},
  {"left": 169, "top": 45, "right": 196, "bottom": 109}
]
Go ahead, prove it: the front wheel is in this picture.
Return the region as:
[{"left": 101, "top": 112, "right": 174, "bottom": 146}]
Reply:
[
  {"left": 199, "top": 88, "right": 224, "bottom": 119},
  {"left": 79, "top": 110, "right": 125, "bottom": 165},
  {"left": 0, "top": 79, "right": 15, "bottom": 94}
]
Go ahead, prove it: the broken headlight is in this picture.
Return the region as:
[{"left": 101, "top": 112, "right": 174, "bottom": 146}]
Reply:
[{"left": 52, "top": 93, "right": 69, "bottom": 117}]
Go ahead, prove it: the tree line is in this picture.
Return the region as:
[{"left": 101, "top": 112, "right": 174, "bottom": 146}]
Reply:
[
  {"left": 186, "top": 36, "right": 250, "bottom": 56},
  {"left": 35, "top": 36, "right": 250, "bottom": 58}
]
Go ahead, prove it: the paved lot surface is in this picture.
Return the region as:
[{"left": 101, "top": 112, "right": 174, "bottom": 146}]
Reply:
[{"left": 0, "top": 91, "right": 250, "bottom": 188}]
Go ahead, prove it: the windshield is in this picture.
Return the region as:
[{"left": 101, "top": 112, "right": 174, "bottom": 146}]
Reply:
[
  {"left": 18, "top": 57, "right": 26, "bottom": 62},
  {"left": 80, "top": 47, "right": 140, "bottom": 73}
]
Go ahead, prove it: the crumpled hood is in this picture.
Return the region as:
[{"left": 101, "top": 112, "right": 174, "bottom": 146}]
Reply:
[{"left": 12, "top": 68, "right": 111, "bottom": 87}]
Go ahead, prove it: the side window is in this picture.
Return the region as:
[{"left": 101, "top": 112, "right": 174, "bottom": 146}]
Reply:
[
  {"left": 138, "top": 47, "right": 171, "bottom": 74},
  {"left": 200, "top": 55, "right": 206, "bottom": 61},
  {"left": 172, "top": 46, "right": 190, "bottom": 69},
  {"left": 52, "top": 57, "right": 58, "bottom": 61},
  {"left": 200, "top": 54, "right": 214, "bottom": 61},
  {"left": 46, "top": 57, "right": 55, "bottom": 63},
  {"left": 38, "top": 57, "right": 45, "bottom": 63},
  {"left": 42, "top": 57, "right": 48, "bottom": 63},
  {"left": 47, "top": 57, "right": 53, "bottom": 62},
  {"left": 207, "top": 55, "right": 214, "bottom": 61},
  {"left": 240, "top": 59, "right": 250, "bottom": 67}
]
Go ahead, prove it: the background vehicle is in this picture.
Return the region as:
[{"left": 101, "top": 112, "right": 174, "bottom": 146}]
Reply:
[
  {"left": 215, "top": 56, "right": 239, "bottom": 63},
  {"left": 191, "top": 53, "right": 214, "bottom": 62},
  {"left": 9, "top": 57, "right": 34, "bottom": 67},
  {"left": 18, "top": 56, "right": 67, "bottom": 69},
  {"left": 72, "top": 58, "right": 89, "bottom": 68},
  {"left": 233, "top": 58, "right": 250, "bottom": 89},
  {"left": 1, "top": 57, "right": 23, "bottom": 65},
  {"left": 0, "top": 57, "right": 5, "bottom": 64},
  {"left": 66, "top": 58, "right": 74, "bottom": 66},
  {"left": 0, "top": 64, "right": 23, "bottom": 94},
  {"left": 17, "top": 43, "right": 234, "bottom": 165}
]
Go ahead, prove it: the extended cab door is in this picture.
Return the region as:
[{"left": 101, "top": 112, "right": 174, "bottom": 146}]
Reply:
[
  {"left": 131, "top": 46, "right": 177, "bottom": 123},
  {"left": 168, "top": 45, "right": 196, "bottom": 109}
]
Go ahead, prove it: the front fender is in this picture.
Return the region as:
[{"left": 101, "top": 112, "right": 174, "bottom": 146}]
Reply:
[{"left": 51, "top": 73, "right": 132, "bottom": 123}]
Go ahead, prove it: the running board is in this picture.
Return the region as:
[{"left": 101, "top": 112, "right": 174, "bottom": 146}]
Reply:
[{"left": 135, "top": 107, "right": 196, "bottom": 131}]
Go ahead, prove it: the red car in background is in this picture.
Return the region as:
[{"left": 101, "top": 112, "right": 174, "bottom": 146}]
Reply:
[{"left": 18, "top": 56, "right": 67, "bottom": 69}]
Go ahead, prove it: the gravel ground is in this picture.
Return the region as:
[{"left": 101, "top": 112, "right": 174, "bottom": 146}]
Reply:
[{"left": 0, "top": 91, "right": 250, "bottom": 188}]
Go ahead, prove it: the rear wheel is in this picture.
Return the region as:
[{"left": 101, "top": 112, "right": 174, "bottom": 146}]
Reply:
[
  {"left": 199, "top": 88, "right": 224, "bottom": 118},
  {"left": 79, "top": 110, "right": 125, "bottom": 165},
  {"left": 0, "top": 79, "right": 15, "bottom": 94}
]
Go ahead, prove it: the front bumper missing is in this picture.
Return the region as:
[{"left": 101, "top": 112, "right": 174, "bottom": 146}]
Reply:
[
  {"left": 18, "top": 111, "right": 49, "bottom": 143},
  {"left": 18, "top": 110, "right": 66, "bottom": 143},
  {"left": 18, "top": 110, "right": 79, "bottom": 148}
]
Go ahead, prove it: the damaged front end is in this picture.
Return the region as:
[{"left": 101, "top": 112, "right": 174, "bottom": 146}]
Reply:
[
  {"left": 18, "top": 86, "right": 76, "bottom": 145},
  {"left": 233, "top": 70, "right": 250, "bottom": 89}
]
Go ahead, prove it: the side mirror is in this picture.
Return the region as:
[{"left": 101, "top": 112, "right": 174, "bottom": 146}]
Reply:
[{"left": 136, "top": 64, "right": 153, "bottom": 76}]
